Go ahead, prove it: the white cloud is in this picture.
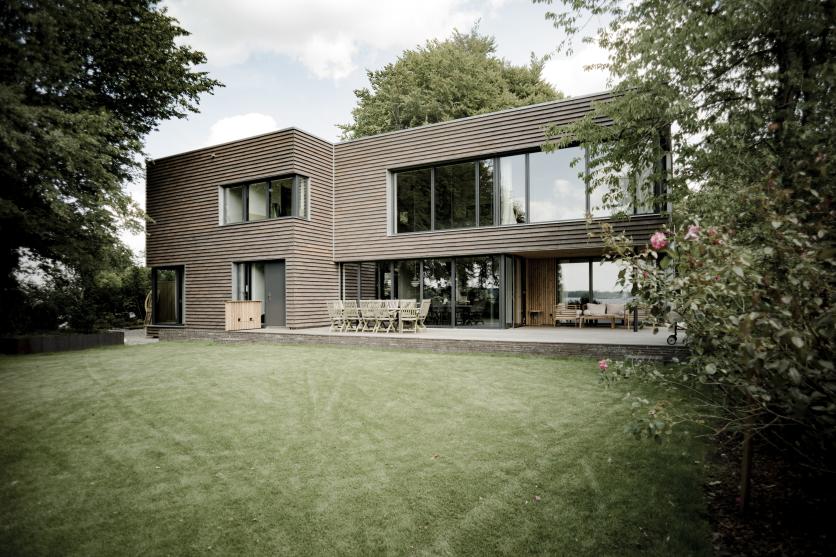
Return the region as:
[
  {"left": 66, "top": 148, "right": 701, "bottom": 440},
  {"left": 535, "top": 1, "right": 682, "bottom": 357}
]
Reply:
[
  {"left": 164, "top": 0, "right": 479, "bottom": 79},
  {"left": 206, "top": 113, "right": 278, "bottom": 146},
  {"left": 542, "top": 42, "right": 613, "bottom": 96}
]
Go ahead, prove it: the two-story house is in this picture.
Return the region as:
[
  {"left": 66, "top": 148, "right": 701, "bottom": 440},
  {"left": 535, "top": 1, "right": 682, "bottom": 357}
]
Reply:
[{"left": 145, "top": 92, "right": 667, "bottom": 336}]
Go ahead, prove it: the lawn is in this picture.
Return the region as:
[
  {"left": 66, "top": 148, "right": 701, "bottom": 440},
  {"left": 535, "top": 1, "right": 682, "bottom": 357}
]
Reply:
[{"left": 0, "top": 342, "right": 711, "bottom": 556}]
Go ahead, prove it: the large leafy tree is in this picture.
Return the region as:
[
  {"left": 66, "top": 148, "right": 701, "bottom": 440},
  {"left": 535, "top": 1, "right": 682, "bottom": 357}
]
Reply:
[
  {"left": 340, "top": 27, "right": 562, "bottom": 139},
  {"left": 0, "top": 0, "right": 220, "bottom": 332},
  {"left": 537, "top": 0, "right": 835, "bottom": 509}
]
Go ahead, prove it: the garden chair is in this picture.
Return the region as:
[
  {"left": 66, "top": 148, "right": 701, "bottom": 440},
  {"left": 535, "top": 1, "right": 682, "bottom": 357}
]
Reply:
[
  {"left": 417, "top": 299, "right": 431, "bottom": 331},
  {"left": 383, "top": 299, "right": 399, "bottom": 332},
  {"left": 552, "top": 303, "right": 580, "bottom": 327},
  {"left": 326, "top": 300, "right": 344, "bottom": 332},
  {"left": 342, "top": 299, "right": 362, "bottom": 332},
  {"left": 359, "top": 300, "right": 375, "bottom": 331},
  {"left": 399, "top": 299, "right": 417, "bottom": 309},
  {"left": 399, "top": 306, "right": 419, "bottom": 333}
]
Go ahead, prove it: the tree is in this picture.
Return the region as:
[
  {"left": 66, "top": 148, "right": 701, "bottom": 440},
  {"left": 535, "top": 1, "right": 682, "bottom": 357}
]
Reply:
[
  {"left": 537, "top": 0, "right": 835, "bottom": 510},
  {"left": 0, "top": 0, "right": 220, "bottom": 332},
  {"left": 339, "top": 27, "right": 563, "bottom": 139}
]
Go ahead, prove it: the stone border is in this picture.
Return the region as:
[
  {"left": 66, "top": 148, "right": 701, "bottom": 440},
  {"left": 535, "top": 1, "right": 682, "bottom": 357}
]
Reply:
[
  {"left": 0, "top": 331, "right": 125, "bottom": 355},
  {"left": 159, "top": 328, "right": 688, "bottom": 361}
]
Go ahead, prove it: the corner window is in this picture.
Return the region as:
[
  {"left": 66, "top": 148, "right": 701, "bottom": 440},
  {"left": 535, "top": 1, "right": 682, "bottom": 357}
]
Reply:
[
  {"left": 222, "top": 175, "right": 309, "bottom": 224},
  {"left": 152, "top": 266, "right": 184, "bottom": 325}
]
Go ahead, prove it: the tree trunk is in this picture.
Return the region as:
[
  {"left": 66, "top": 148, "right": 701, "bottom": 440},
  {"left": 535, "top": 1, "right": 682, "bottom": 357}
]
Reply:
[{"left": 739, "top": 413, "right": 755, "bottom": 513}]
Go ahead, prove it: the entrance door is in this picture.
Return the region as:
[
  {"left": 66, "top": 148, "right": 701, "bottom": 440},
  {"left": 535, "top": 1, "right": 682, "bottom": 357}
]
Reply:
[{"left": 264, "top": 261, "right": 286, "bottom": 326}]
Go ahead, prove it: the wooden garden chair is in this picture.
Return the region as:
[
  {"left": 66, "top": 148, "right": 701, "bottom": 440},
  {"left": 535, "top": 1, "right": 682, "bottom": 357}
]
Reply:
[
  {"left": 383, "top": 299, "right": 399, "bottom": 332},
  {"left": 625, "top": 304, "right": 651, "bottom": 329},
  {"left": 342, "top": 299, "right": 362, "bottom": 332},
  {"left": 417, "top": 299, "right": 431, "bottom": 331},
  {"left": 326, "top": 300, "right": 344, "bottom": 332},
  {"left": 552, "top": 303, "right": 580, "bottom": 327},
  {"left": 399, "top": 306, "right": 419, "bottom": 333}
]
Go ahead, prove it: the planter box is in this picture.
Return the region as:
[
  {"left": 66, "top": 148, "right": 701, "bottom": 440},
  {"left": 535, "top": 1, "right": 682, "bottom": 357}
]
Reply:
[
  {"left": 225, "top": 300, "right": 263, "bottom": 331},
  {"left": 0, "top": 331, "right": 125, "bottom": 355}
]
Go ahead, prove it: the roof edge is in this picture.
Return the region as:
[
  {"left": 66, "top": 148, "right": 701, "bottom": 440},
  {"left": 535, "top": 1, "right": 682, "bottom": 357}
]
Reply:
[{"left": 336, "top": 90, "right": 613, "bottom": 146}]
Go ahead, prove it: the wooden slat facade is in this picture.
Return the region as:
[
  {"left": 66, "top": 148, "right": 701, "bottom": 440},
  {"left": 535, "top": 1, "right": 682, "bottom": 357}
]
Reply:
[
  {"left": 146, "top": 93, "right": 667, "bottom": 330},
  {"left": 333, "top": 92, "right": 666, "bottom": 262},
  {"left": 146, "top": 128, "right": 338, "bottom": 330}
]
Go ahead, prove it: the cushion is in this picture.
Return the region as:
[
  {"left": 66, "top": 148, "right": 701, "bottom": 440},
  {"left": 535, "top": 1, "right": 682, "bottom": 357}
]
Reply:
[
  {"left": 584, "top": 303, "right": 607, "bottom": 316},
  {"left": 607, "top": 303, "right": 626, "bottom": 315}
]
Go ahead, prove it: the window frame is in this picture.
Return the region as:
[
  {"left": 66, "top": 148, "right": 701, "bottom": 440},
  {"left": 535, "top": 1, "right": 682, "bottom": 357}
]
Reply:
[
  {"left": 221, "top": 174, "right": 310, "bottom": 225},
  {"left": 391, "top": 146, "right": 664, "bottom": 235}
]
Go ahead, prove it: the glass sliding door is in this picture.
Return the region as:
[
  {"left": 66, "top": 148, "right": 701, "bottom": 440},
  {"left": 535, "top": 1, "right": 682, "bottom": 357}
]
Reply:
[
  {"left": 592, "top": 260, "right": 630, "bottom": 303},
  {"left": 455, "top": 256, "right": 500, "bottom": 327},
  {"left": 557, "top": 261, "right": 590, "bottom": 305},
  {"left": 393, "top": 260, "right": 420, "bottom": 301},
  {"left": 423, "top": 259, "right": 452, "bottom": 326}
]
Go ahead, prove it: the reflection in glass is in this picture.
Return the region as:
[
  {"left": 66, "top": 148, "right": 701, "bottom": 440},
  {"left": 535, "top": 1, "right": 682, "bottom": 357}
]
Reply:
[
  {"left": 500, "top": 155, "right": 526, "bottom": 224},
  {"left": 224, "top": 186, "right": 244, "bottom": 224},
  {"left": 455, "top": 256, "right": 500, "bottom": 327},
  {"left": 423, "top": 259, "right": 452, "bottom": 326},
  {"left": 248, "top": 182, "right": 268, "bottom": 221},
  {"left": 478, "top": 159, "right": 494, "bottom": 226},
  {"left": 270, "top": 178, "right": 293, "bottom": 218},
  {"left": 435, "top": 162, "right": 476, "bottom": 230},
  {"left": 394, "top": 260, "right": 420, "bottom": 300},
  {"left": 557, "top": 261, "right": 590, "bottom": 304},
  {"left": 396, "top": 168, "right": 431, "bottom": 233},
  {"left": 529, "top": 147, "right": 586, "bottom": 222},
  {"left": 592, "top": 261, "right": 630, "bottom": 302}
]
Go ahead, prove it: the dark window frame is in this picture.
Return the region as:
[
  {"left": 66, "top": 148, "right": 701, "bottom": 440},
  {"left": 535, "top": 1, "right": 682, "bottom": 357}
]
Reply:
[
  {"left": 221, "top": 174, "right": 310, "bottom": 224},
  {"left": 391, "top": 145, "right": 667, "bottom": 234}
]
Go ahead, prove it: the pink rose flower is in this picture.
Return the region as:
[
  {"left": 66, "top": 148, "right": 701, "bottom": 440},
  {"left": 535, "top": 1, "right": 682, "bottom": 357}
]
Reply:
[
  {"left": 598, "top": 359, "right": 609, "bottom": 370},
  {"left": 684, "top": 224, "right": 701, "bottom": 241},
  {"left": 650, "top": 231, "right": 668, "bottom": 250}
]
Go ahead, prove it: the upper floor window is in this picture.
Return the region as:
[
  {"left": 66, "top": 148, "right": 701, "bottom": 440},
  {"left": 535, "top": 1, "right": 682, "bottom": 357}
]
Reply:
[
  {"left": 222, "top": 175, "right": 309, "bottom": 224},
  {"left": 392, "top": 147, "right": 660, "bottom": 234}
]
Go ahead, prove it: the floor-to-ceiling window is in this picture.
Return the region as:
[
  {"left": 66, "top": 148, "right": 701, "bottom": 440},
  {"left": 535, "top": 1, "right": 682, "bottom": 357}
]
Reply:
[
  {"left": 557, "top": 261, "right": 591, "bottom": 305},
  {"left": 557, "top": 259, "right": 632, "bottom": 305},
  {"left": 423, "top": 259, "right": 453, "bottom": 326},
  {"left": 151, "top": 266, "right": 184, "bottom": 325},
  {"left": 455, "top": 256, "right": 500, "bottom": 327}
]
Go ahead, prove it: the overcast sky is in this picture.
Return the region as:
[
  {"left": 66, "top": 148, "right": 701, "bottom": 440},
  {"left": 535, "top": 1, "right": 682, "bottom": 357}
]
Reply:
[{"left": 126, "top": 0, "right": 612, "bottom": 257}]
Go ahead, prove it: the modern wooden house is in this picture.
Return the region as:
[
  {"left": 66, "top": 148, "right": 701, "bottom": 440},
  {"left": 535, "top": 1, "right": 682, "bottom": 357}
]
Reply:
[{"left": 146, "top": 92, "right": 668, "bottom": 335}]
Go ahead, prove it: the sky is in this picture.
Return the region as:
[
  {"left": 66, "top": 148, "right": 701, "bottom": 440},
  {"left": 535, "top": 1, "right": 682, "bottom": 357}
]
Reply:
[{"left": 125, "top": 0, "right": 613, "bottom": 258}]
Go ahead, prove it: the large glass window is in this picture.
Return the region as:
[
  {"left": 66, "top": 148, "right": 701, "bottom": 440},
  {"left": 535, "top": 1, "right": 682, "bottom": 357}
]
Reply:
[
  {"left": 529, "top": 147, "right": 586, "bottom": 222},
  {"left": 478, "top": 160, "right": 494, "bottom": 226},
  {"left": 455, "top": 256, "right": 500, "bottom": 327},
  {"left": 499, "top": 154, "right": 527, "bottom": 224},
  {"left": 423, "top": 259, "right": 452, "bottom": 326},
  {"left": 592, "top": 261, "right": 630, "bottom": 303},
  {"left": 270, "top": 178, "right": 293, "bottom": 218},
  {"left": 152, "top": 266, "right": 184, "bottom": 325},
  {"left": 396, "top": 168, "right": 431, "bottom": 233},
  {"left": 222, "top": 175, "right": 309, "bottom": 223},
  {"left": 435, "top": 162, "right": 476, "bottom": 230},
  {"left": 557, "top": 261, "right": 590, "bottom": 305},
  {"left": 224, "top": 186, "right": 244, "bottom": 224},
  {"left": 394, "top": 260, "right": 420, "bottom": 300}
]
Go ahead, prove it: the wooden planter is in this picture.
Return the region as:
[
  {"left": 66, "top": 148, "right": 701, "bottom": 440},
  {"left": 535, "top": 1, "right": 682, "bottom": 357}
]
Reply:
[{"left": 225, "top": 301, "right": 262, "bottom": 331}]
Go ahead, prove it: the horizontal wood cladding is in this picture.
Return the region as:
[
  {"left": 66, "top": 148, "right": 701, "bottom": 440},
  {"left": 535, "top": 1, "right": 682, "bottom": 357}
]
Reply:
[
  {"left": 146, "top": 129, "right": 335, "bottom": 329},
  {"left": 332, "top": 93, "right": 653, "bottom": 262}
]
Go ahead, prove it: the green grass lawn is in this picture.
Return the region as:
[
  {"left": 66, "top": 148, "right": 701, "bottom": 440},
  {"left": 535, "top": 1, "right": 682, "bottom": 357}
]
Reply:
[{"left": 0, "top": 342, "right": 711, "bottom": 556}]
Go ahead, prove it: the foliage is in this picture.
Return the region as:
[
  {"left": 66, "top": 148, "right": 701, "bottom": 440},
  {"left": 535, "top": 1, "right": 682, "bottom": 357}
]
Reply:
[
  {"left": 0, "top": 0, "right": 220, "bottom": 332},
  {"left": 339, "top": 27, "right": 562, "bottom": 139},
  {"left": 17, "top": 243, "right": 149, "bottom": 332},
  {"left": 535, "top": 0, "right": 836, "bottom": 471}
]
